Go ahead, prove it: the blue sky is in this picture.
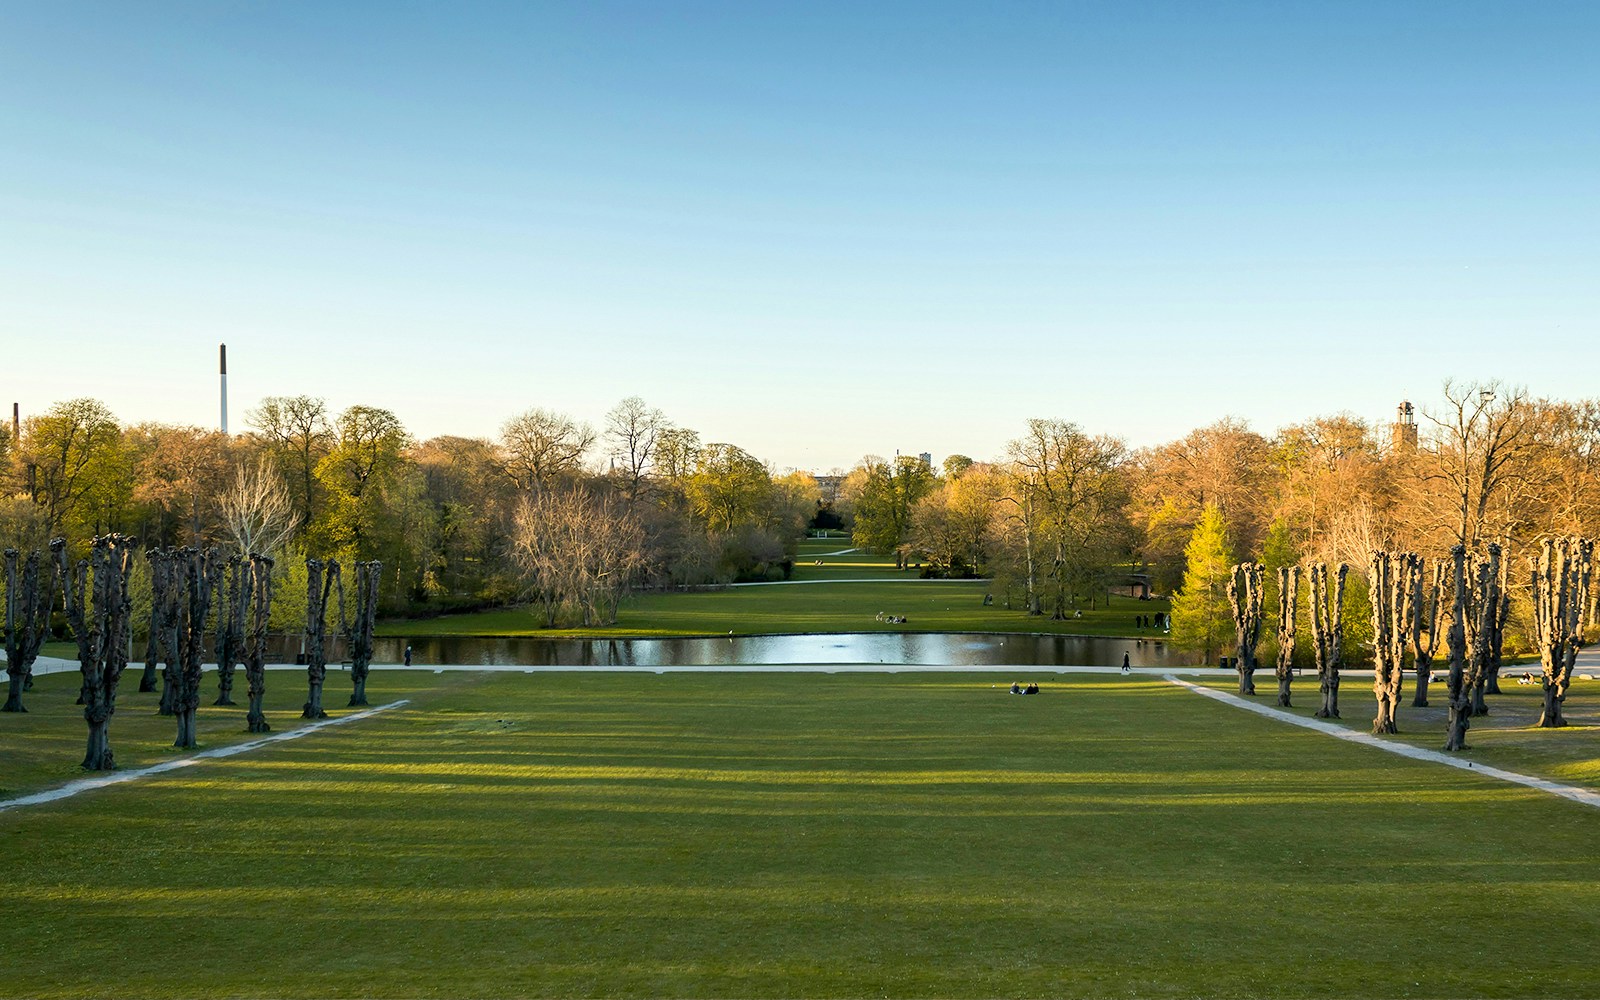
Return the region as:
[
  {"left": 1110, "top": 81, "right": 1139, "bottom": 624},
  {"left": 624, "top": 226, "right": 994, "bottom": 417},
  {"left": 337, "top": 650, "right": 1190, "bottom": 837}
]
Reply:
[{"left": 2, "top": 1, "right": 1595, "bottom": 470}]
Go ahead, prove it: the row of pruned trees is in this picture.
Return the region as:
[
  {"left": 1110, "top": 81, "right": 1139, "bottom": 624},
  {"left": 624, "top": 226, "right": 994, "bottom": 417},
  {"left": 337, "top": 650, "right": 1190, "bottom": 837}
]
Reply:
[
  {"left": 1, "top": 534, "right": 381, "bottom": 771},
  {"left": 1220, "top": 536, "right": 1594, "bottom": 750}
]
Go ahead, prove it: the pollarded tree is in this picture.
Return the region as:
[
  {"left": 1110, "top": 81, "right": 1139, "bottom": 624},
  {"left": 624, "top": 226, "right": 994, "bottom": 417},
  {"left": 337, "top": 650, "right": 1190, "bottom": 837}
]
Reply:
[
  {"left": 1309, "top": 562, "right": 1348, "bottom": 719},
  {"left": 147, "top": 548, "right": 182, "bottom": 716},
  {"left": 163, "top": 547, "right": 222, "bottom": 749},
  {"left": 1442, "top": 543, "right": 1501, "bottom": 750},
  {"left": 1274, "top": 565, "right": 1300, "bottom": 707},
  {"left": 1368, "top": 551, "right": 1415, "bottom": 735},
  {"left": 1171, "top": 505, "right": 1234, "bottom": 666},
  {"left": 3, "top": 547, "right": 59, "bottom": 713},
  {"left": 57, "top": 535, "right": 138, "bottom": 770},
  {"left": 213, "top": 554, "right": 246, "bottom": 706},
  {"left": 1531, "top": 536, "right": 1594, "bottom": 728},
  {"left": 243, "top": 554, "right": 274, "bottom": 733},
  {"left": 338, "top": 560, "right": 381, "bottom": 706},
  {"left": 302, "top": 558, "right": 338, "bottom": 719},
  {"left": 1227, "top": 562, "right": 1264, "bottom": 695},
  {"left": 1407, "top": 558, "right": 1446, "bottom": 707}
]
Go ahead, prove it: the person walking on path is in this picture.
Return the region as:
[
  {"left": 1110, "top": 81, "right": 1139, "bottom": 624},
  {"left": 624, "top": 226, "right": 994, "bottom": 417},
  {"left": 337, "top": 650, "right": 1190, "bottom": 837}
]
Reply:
[
  {"left": 1121, "top": 652, "right": 1131, "bottom": 673},
  {"left": 404, "top": 645, "right": 413, "bottom": 667}
]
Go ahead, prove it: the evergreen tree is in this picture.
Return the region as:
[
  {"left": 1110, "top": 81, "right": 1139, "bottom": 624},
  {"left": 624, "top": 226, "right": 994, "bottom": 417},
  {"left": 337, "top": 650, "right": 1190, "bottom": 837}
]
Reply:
[{"left": 1172, "top": 504, "right": 1235, "bottom": 664}]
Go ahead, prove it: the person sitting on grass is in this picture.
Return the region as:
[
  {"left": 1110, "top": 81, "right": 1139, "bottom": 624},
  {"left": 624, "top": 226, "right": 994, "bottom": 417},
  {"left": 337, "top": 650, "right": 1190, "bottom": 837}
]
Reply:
[
  {"left": 1010, "top": 682, "right": 1022, "bottom": 694},
  {"left": 1024, "top": 682, "right": 1039, "bottom": 694}
]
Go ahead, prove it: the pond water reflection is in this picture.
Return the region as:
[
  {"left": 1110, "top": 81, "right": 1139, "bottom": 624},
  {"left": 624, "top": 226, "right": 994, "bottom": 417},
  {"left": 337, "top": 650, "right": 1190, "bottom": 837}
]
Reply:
[{"left": 372, "top": 632, "right": 1196, "bottom": 668}]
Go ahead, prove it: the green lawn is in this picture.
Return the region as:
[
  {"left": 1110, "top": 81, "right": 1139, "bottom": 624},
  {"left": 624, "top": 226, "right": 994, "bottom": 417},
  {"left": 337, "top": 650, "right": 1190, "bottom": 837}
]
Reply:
[
  {"left": 382, "top": 580, "right": 1167, "bottom": 640},
  {"left": 3, "top": 668, "right": 1598, "bottom": 998},
  {"left": 1205, "top": 669, "right": 1600, "bottom": 790}
]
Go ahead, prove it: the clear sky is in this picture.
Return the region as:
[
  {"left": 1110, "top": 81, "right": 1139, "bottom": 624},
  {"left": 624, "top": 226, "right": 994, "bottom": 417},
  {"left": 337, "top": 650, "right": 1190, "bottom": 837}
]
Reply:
[{"left": 2, "top": 1, "right": 1595, "bottom": 471}]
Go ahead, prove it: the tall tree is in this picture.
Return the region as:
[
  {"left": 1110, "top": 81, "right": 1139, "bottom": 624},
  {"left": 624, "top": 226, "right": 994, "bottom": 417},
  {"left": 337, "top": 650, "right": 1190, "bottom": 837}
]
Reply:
[
  {"left": 57, "top": 535, "right": 137, "bottom": 770},
  {"left": 1443, "top": 544, "right": 1500, "bottom": 750},
  {"left": 1171, "top": 505, "right": 1234, "bottom": 664},
  {"left": 247, "top": 395, "right": 331, "bottom": 537},
  {"left": 603, "top": 396, "right": 664, "bottom": 505},
  {"left": 313, "top": 406, "right": 408, "bottom": 562},
  {"left": 1410, "top": 380, "right": 1536, "bottom": 551},
  {"left": 18, "top": 399, "right": 124, "bottom": 538},
  {"left": 686, "top": 443, "right": 775, "bottom": 536},
  {"left": 1006, "top": 420, "right": 1132, "bottom": 618},
  {"left": 844, "top": 455, "right": 936, "bottom": 566},
  {"left": 3, "top": 547, "right": 58, "bottom": 713},
  {"left": 219, "top": 457, "right": 299, "bottom": 558},
  {"left": 499, "top": 407, "right": 594, "bottom": 492}
]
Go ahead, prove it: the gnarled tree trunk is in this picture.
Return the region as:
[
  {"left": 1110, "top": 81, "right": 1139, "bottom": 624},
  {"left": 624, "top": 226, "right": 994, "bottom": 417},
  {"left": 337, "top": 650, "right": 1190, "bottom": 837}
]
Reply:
[
  {"left": 1368, "top": 551, "right": 1414, "bottom": 736},
  {"left": 1310, "top": 562, "right": 1347, "bottom": 719},
  {"left": 1533, "top": 537, "right": 1593, "bottom": 728},
  {"left": 1408, "top": 560, "right": 1443, "bottom": 708},
  {"left": 58, "top": 535, "right": 138, "bottom": 771},
  {"left": 213, "top": 555, "right": 246, "bottom": 706},
  {"left": 339, "top": 560, "right": 381, "bottom": 706},
  {"left": 3, "top": 548, "right": 58, "bottom": 713},
  {"left": 1227, "top": 562, "right": 1264, "bottom": 696},
  {"left": 1275, "top": 566, "right": 1300, "bottom": 707},
  {"left": 244, "top": 554, "right": 274, "bottom": 733},
  {"left": 303, "top": 558, "right": 337, "bottom": 719}
]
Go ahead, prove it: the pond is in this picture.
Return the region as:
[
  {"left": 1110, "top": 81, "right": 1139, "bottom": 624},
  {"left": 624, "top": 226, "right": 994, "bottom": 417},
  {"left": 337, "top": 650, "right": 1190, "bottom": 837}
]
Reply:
[{"left": 369, "top": 632, "right": 1197, "bottom": 669}]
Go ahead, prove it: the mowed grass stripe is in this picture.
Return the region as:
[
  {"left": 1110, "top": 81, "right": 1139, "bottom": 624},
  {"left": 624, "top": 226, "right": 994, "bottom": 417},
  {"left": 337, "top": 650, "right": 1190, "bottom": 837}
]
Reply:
[{"left": 2, "top": 672, "right": 1596, "bottom": 999}]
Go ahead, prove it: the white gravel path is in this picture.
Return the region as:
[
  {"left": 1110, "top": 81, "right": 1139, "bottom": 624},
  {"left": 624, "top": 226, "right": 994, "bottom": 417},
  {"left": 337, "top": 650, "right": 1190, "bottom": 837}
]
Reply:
[
  {"left": 0, "top": 700, "right": 409, "bottom": 813},
  {"left": 1164, "top": 674, "right": 1600, "bottom": 811}
]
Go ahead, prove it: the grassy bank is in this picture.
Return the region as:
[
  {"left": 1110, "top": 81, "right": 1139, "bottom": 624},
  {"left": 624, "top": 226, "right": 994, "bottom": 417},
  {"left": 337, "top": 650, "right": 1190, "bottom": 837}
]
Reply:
[
  {"left": 3, "top": 669, "right": 1598, "bottom": 997},
  {"left": 383, "top": 539, "right": 1169, "bottom": 639}
]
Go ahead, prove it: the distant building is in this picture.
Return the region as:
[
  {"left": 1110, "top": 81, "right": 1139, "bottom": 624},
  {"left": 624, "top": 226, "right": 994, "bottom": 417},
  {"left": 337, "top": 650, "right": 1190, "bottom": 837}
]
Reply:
[
  {"left": 1392, "top": 401, "right": 1417, "bottom": 450},
  {"left": 918, "top": 452, "right": 933, "bottom": 468}
]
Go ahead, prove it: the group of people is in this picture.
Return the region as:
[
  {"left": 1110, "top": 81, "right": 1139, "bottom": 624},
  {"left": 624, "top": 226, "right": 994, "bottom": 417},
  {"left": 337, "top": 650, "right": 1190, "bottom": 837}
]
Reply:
[
  {"left": 1009, "top": 682, "right": 1041, "bottom": 695},
  {"left": 875, "top": 612, "right": 908, "bottom": 624},
  {"left": 1132, "top": 613, "right": 1169, "bottom": 631}
]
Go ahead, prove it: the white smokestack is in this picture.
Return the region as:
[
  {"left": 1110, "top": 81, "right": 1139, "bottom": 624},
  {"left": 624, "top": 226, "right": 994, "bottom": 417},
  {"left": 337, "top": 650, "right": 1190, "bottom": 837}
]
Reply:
[{"left": 219, "top": 343, "right": 229, "bottom": 435}]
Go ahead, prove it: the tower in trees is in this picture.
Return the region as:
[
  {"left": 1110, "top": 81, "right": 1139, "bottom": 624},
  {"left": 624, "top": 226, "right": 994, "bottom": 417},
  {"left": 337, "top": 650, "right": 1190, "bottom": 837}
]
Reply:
[{"left": 1391, "top": 401, "right": 1417, "bottom": 450}]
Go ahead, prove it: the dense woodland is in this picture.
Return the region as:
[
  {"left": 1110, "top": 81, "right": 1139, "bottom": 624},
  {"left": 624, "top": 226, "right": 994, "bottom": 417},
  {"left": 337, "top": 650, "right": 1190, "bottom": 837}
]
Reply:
[{"left": 1, "top": 380, "right": 1596, "bottom": 657}]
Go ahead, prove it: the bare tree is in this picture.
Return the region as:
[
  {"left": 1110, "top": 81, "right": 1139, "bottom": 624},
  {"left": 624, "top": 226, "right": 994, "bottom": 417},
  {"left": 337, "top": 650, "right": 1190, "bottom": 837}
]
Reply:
[
  {"left": 499, "top": 408, "right": 594, "bottom": 492},
  {"left": 512, "top": 488, "right": 644, "bottom": 627},
  {"left": 1227, "top": 562, "right": 1264, "bottom": 695},
  {"left": 1368, "top": 551, "right": 1414, "bottom": 735},
  {"left": 1415, "top": 380, "right": 1535, "bottom": 551},
  {"left": 302, "top": 558, "right": 337, "bottom": 719},
  {"left": 57, "top": 535, "right": 137, "bottom": 770},
  {"left": 338, "top": 560, "right": 381, "bottom": 706},
  {"left": 243, "top": 554, "right": 274, "bottom": 733},
  {"left": 1274, "top": 565, "right": 1299, "bottom": 707},
  {"left": 219, "top": 456, "right": 299, "bottom": 558},
  {"left": 604, "top": 396, "right": 665, "bottom": 505},
  {"left": 1309, "top": 562, "right": 1348, "bottom": 719},
  {"left": 3, "top": 547, "right": 59, "bottom": 713}
]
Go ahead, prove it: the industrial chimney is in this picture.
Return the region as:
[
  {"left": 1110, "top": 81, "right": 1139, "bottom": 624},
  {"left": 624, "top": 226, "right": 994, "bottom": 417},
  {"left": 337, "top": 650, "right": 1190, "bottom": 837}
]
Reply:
[{"left": 219, "top": 343, "right": 229, "bottom": 435}]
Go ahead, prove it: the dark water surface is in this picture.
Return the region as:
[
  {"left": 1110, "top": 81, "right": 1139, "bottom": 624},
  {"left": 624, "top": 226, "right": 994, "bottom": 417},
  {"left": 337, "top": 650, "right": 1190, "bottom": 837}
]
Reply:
[{"left": 372, "top": 632, "right": 1195, "bottom": 668}]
